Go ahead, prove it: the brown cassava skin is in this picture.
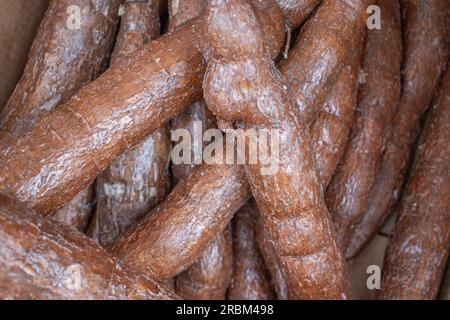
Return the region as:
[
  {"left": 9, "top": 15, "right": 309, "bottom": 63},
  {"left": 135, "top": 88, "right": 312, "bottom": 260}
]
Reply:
[
  {"left": 203, "top": 0, "right": 349, "bottom": 299},
  {"left": 0, "top": 0, "right": 287, "bottom": 216},
  {"left": 275, "top": 0, "right": 319, "bottom": 29},
  {"left": 276, "top": 0, "right": 321, "bottom": 28},
  {"left": 349, "top": 0, "right": 450, "bottom": 258},
  {"left": 311, "top": 47, "right": 363, "bottom": 188},
  {"left": 88, "top": 127, "right": 171, "bottom": 245},
  {"left": 106, "top": 0, "right": 344, "bottom": 296},
  {"left": 0, "top": 194, "right": 178, "bottom": 300},
  {"left": 170, "top": 101, "right": 217, "bottom": 183},
  {"left": 109, "top": 164, "right": 251, "bottom": 281},
  {"left": 258, "top": 0, "right": 368, "bottom": 295},
  {"left": 0, "top": 0, "right": 120, "bottom": 144},
  {"left": 111, "top": 0, "right": 160, "bottom": 63},
  {"left": 50, "top": 186, "right": 95, "bottom": 231},
  {"left": 284, "top": 0, "right": 369, "bottom": 189},
  {"left": 0, "top": 1, "right": 346, "bottom": 296},
  {"left": 228, "top": 201, "right": 274, "bottom": 300},
  {"left": 248, "top": 0, "right": 286, "bottom": 60},
  {"left": 176, "top": 225, "right": 233, "bottom": 300},
  {"left": 378, "top": 68, "right": 450, "bottom": 300},
  {"left": 256, "top": 214, "right": 288, "bottom": 299},
  {"left": 169, "top": 0, "right": 215, "bottom": 186},
  {"left": 279, "top": 0, "right": 373, "bottom": 126},
  {"left": 168, "top": 0, "right": 232, "bottom": 300},
  {"left": 0, "top": 18, "right": 205, "bottom": 215},
  {"left": 168, "top": 0, "right": 206, "bottom": 31},
  {"left": 326, "top": 0, "right": 403, "bottom": 256},
  {"left": 0, "top": 0, "right": 121, "bottom": 226},
  {"left": 96, "top": 0, "right": 357, "bottom": 295},
  {"left": 87, "top": 0, "right": 172, "bottom": 247}
]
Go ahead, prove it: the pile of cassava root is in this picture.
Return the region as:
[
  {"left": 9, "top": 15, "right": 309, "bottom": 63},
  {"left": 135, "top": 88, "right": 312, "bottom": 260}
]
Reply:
[{"left": 0, "top": 0, "right": 448, "bottom": 300}]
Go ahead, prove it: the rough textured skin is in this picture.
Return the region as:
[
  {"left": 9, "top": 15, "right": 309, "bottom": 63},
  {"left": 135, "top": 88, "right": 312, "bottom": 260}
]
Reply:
[
  {"left": 50, "top": 186, "right": 95, "bottom": 231},
  {"left": 0, "top": 0, "right": 49, "bottom": 111},
  {"left": 228, "top": 201, "right": 274, "bottom": 300},
  {"left": 176, "top": 225, "right": 233, "bottom": 299},
  {"left": 104, "top": 0, "right": 354, "bottom": 293},
  {"left": 311, "top": 46, "right": 363, "bottom": 188},
  {"left": 0, "top": 0, "right": 120, "bottom": 144},
  {"left": 203, "top": 0, "right": 349, "bottom": 299},
  {"left": 250, "top": 0, "right": 286, "bottom": 60},
  {"left": 378, "top": 68, "right": 450, "bottom": 300},
  {"left": 89, "top": 128, "right": 171, "bottom": 245},
  {"left": 111, "top": 0, "right": 160, "bottom": 63},
  {"left": 168, "top": 0, "right": 233, "bottom": 300},
  {"left": 351, "top": 0, "right": 450, "bottom": 257},
  {"left": 326, "top": 0, "right": 403, "bottom": 256},
  {"left": 0, "top": 0, "right": 121, "bottom": 226},
  {"left": 279, "top": 0, "right": 373, "bottom": 125},
  {"left": 276, "top": 0, "right": 320, "bottom": 28},
  {"left": 87, "top": 0, "right": 172, "bottom": 247},
  {"left": 169, "top": 0, "right": 216, "bottom": 186},
  {"left": 109, "top": 164, "right": 251, "bottom": 281},
  {"left": 170, "top": 101, "right": 217, "bottom": 183},
  {"left": 256, "top": 214, "right": 288, "bottom": 299},
  {"left": 0, "top": 1, "right": 287, "bottom": 216},
  {"left": 0, "top": 18, "right": 205, "bottom": 215},
  {"left": 256, "top": 2, "right": 371, "bottom": 291},
  {"left": 168, "top": 0, "right": 206, "bottom": 31},
  {"left": 0, "top": 194, "right": 178, "bottom": 300}
]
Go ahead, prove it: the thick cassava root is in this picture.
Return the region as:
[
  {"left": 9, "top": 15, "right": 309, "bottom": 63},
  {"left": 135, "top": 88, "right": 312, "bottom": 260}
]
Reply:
[
  {"left": 0, "top": 193, "right": 178, "bottom": 300},
  {"left": 348, "top": 0, "right": 450, "bottom": 256},
  {"left": 167, "top": 0, "right": 233, "bottom": 300},
  {"left": 0, "top": 0, "right": 121, "bottom": 229},
  {"left": 1, "top": 0, "right": 448, "bottom": 302},
  {"left": 86, "top": 0, "right": 172, "bottom": 247},
  {"left": 326, "top": 0, "right": 403, "bottom": 256},
  {"left": 0, "top": 0, "right": 293, "bottom": 215},
  {"left": 378, "top": 68, "right": 450, "bottom": 300},
  {"left": 228, "top": 201, "right": 275, "bottom": 300},
  {"left": 109, "top": 164, "right": 250, "bottom": 281},
  {"left": 279, "top": 0, "right": 373, "bottom": 125},
  {"left": 203, "top": 0, "right": 349, "bottom": 299}
]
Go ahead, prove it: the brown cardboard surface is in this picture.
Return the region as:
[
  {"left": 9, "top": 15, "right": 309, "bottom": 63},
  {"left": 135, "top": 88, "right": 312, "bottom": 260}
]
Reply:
[
  {"left": 0, "top": 0, "right": 49, "bottom": 111},
  {"left": 349, "top": 235, "right": 389, "bottom": 300}
]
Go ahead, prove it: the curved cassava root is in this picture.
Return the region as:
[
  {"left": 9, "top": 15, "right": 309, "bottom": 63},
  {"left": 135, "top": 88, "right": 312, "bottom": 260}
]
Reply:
[
  {"left": 0, "top": 193, "right": 178, "bottom": 300},
  {"left": 279, "top": 0, "right": 373, "bottom": 125},
  {"left": 0, "top": 0, "right": 296, "bottom": 215},
  {"left": 109, "top": 164, "right": 250, "bottom": 281},
  {"left": 203, "top": 0, "right": 349, "bottom": 299},
  {"left": 378, "top": 67, "right": 450, "bottom": 300},
  {"left": 86, "top": 0, "right": 172, "bottom": 247},
  {"left": 0, "top": 0, "right": 122, "bottom": 228},
  {"left": 167, "top": 0, "right": 233, "bottom": 300},
  {"left": 326, "top": 0, "right": 402, "bottom": 256},
  {"left": 228, "top": 201, "right": 275, "bottom": 300},
  {"left": 83, "top": 0, "right": 368, "bottom": 297},
  {"left": 347, "top": 0, "right": 450, "bottom": 257}
]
